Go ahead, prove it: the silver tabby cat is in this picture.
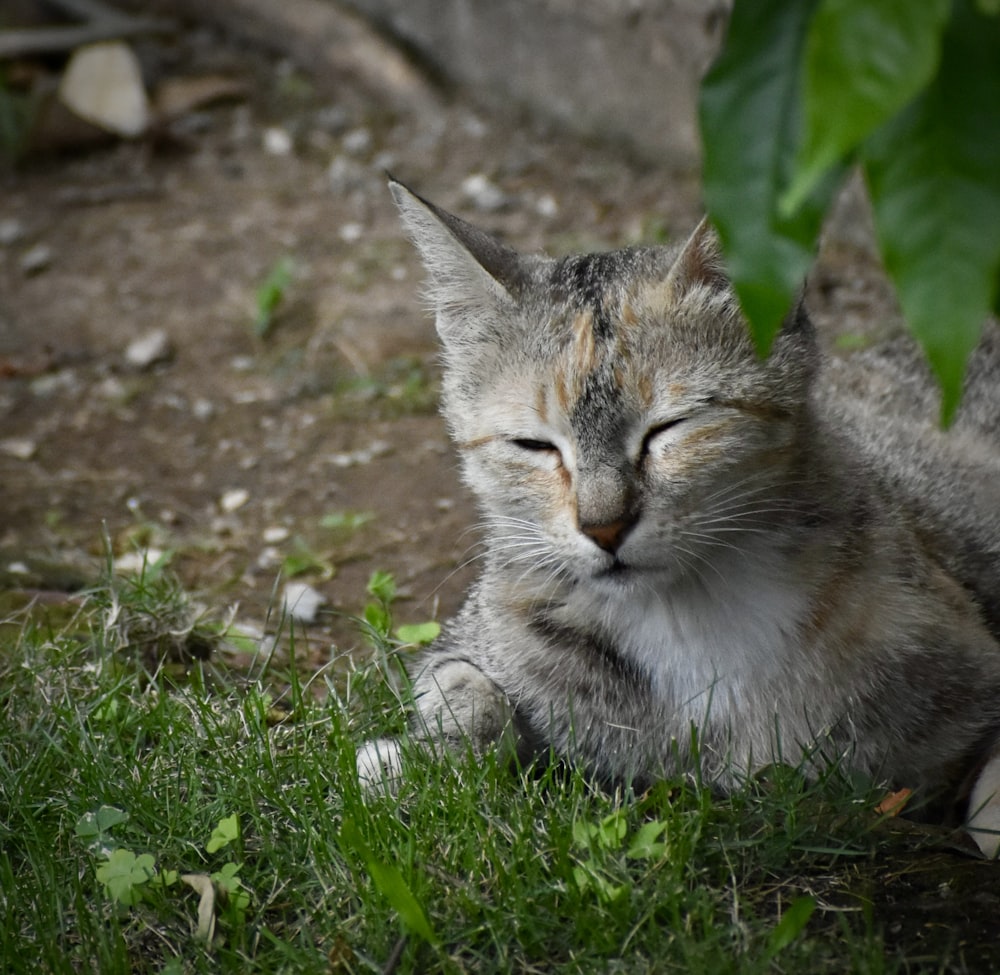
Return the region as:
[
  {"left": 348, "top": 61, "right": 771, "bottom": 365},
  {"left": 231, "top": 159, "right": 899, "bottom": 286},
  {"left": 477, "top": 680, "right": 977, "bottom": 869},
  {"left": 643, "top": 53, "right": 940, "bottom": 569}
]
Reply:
[{"left": 358, "top": 179, "right": 1000, "bottom": 855}]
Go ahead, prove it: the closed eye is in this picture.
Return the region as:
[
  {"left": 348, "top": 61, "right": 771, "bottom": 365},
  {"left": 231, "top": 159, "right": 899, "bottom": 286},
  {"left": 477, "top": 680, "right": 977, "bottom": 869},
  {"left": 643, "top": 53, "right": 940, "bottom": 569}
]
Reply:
[
  {"left": 641, "top": 418, "right": 687, "bottom": 456},
  {"left": 511, "top": 438, "right": 559, "bottom": 453}
]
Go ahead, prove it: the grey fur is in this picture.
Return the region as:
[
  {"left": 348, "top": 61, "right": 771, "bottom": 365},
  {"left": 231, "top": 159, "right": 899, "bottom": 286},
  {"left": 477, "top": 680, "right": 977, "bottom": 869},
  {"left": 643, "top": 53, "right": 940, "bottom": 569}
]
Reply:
[{"left": 359, "top": 179, "right": 1000, "bottom": 848}]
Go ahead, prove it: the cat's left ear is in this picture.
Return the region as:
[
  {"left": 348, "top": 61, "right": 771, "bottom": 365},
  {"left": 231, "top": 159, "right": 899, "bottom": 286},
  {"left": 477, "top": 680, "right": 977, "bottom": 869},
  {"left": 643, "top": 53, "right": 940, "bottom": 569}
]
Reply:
[
  {"left": 664, "top": 217, "right": 730, "bottom": 296},
  {"left": 389, "top": 178, "right": 527, "bottom": 343}
]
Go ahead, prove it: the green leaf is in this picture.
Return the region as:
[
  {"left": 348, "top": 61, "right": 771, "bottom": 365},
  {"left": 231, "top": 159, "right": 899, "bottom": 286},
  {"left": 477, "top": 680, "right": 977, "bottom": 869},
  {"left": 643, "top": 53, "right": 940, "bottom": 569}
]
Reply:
[
  {"left": 212, "top": 862, "right": 250, "bottom": 917},
  {"left": 75, "top": 805, "right": 128, "bottom": 840},
  {"left": 783, "top": 0, "right": 950, "bottom": 213},
  {"left": 366, "top": 570, "right": 397, "bottom": 605},
  {"left": 862, "top": 0, "right": 1000, "bottom": 423},
  {"left": 572, "top": 811, "right": 627, "bottom": 851},
  {"left": 364, "top": 602, "right": 391, "bottom": 636},
  {"left": 597, "top": 812, "right": 628, "bottom": 849},
  {"left": 206, "top": 814, "right": 240, "bottom": 854},
  {"left": 626, "top": 820, "right": 669, "bottom": 860},
  {"left": 254, "top": 256, "right": 294, "bottom": 338},
  {"left": 96, "top": 849, "right": 156, "bottom": 906},
  {"left": 340, "top": 818, "right": 438, "bottom": 944},
  {"left": 394, "top": 621, "right": 441, "bottom": 645},
  {"left": 157, "top": 868, "right": 179, "bottom": 888},
  {"left": 700, "top": 0, "right": 837, "bottom": 355},
  {"left": 320, "top": 510, "right": 375, "bottom": 531},
  {"left": 766, "top": 896, "right": 816, "bottom": 958}
]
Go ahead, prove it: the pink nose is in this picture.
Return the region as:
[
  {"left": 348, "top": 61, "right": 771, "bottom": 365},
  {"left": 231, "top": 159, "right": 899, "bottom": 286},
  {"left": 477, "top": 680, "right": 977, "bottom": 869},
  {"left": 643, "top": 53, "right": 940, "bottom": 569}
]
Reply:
[{"left": 580, "top": 517, "right": 634, "bottom": 554}]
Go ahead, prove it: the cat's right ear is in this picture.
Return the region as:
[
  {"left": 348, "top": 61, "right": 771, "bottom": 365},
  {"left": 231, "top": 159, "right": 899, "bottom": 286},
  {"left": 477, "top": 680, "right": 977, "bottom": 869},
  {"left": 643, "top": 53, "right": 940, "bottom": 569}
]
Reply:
[{"left": 389, "top": 179, "right": 526, "bottom": 343}]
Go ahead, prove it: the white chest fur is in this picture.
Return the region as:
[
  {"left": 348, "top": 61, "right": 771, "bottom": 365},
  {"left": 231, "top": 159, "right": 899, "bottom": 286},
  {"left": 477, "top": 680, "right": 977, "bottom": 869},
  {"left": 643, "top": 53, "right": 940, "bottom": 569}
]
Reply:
[{"left": 562, "top": 557, "right": 813, "bottom": 723}]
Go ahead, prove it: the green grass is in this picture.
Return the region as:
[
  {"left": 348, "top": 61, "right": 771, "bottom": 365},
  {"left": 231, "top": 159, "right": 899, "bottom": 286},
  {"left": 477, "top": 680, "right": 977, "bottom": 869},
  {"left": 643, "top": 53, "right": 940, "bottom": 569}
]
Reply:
[{"left": 0, "top": 567, "right": 986, "bottom": 973}]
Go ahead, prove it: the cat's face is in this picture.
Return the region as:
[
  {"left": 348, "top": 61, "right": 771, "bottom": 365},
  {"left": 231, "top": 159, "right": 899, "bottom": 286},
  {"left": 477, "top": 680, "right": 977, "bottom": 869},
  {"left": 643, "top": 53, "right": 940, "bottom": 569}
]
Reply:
[{"left": 391, "top": 181, "right": 817, "bottom": 592}]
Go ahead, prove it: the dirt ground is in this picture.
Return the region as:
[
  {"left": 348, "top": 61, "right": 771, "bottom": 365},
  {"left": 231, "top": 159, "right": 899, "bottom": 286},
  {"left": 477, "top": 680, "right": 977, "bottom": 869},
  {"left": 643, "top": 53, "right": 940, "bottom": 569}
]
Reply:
[{"left": 0, "top": 13, "right": 889, "bottom": 662}]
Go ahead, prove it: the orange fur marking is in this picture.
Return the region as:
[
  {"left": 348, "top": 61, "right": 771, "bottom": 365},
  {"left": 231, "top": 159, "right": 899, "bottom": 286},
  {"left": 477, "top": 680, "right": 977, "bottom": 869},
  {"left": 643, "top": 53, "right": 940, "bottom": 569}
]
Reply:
[{"left": 572, "top": 309, "right": 598, "bottom": 375}]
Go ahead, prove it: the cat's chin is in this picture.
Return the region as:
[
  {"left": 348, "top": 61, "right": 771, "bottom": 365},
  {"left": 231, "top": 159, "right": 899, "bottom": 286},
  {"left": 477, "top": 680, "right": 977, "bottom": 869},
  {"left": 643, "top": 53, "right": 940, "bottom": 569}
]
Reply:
[
  {"left": 584, "top": 556, "right": 690, "bottom": 593},
  {"left": 594, "top": 558, "right": 632, "bottom": 580},
  {"left": 586, "top": 558, "right": 659, "bottom": 591}
]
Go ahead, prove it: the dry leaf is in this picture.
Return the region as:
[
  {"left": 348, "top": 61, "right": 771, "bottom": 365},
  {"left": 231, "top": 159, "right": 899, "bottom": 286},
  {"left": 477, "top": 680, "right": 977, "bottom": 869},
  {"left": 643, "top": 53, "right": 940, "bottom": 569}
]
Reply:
[
  {"left": 58, "top": 41, "right": 150, "bottom": 137},
  {"left": 181, "top": 872, "right": 217, "bottom": 943},
  {"left": 154, "top": 75, "right": 250, "bottom": 120},
  {"left": 875, "top": 787, "right": 913, "bottom": 817}
]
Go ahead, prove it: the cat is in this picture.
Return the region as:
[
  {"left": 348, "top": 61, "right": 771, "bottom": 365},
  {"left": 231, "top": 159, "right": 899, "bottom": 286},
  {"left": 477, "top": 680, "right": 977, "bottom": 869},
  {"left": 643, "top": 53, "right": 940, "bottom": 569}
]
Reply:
[{"left": 357, "top": 178, "right": 1000, "bottom": 856}]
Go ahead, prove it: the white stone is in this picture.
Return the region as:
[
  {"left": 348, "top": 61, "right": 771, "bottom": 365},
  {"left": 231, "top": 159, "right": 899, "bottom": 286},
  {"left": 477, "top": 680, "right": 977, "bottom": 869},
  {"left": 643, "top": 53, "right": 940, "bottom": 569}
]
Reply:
[
  {"left": 283, "top": 581, "right": 325, "bottom": 624},
  {"left": 341, "top": 127, "right": 372, "bottom": 155},
  {"left": 263, "top": 525, "right": 290, "bottom": 544},
  {"left": 58, "top": 41, "right": 150, "bottom": 137},
  {"left": 116, "top": 549, "right": 165, "bottom": 573},
  {"left": 329, "top": 439, "right": 391, "bottom": 468},
  {"left": 20, "top": 243, "right": 53, "bottom": 275},
  {"left": 263, "top": 126, "right": 292, "bottom": 155},
  {"left": 125, "top": 329, "right": 173, "bottom": 369},
  {"left": 219, "top": 488, "right": 249, "bottom": 513},
  {"left": 192, "top": 398, "right": 214, "bottom": 420},
  {"left": 0, "top": 438, "right": 36, "bottom": 460},
  {"left": 461, "top": 173, "right": 508, "bottom": 212},
  {"left": 339, "top": 222, "right": 363, "bottom": 242},
  {"left": 0, "top": 218, "right": 25, "bottom": 246},
  {"left": 535, "top": 193, "right": 559, "bottom": 218}
]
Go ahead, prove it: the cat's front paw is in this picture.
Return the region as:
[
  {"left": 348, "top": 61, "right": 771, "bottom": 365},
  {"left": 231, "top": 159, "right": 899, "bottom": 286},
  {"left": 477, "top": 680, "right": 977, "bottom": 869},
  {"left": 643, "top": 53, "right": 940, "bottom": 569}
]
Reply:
[
  {"left": 356, "top": 737, "right": 405, "bottom": 794},
  {"left": 413, "top": 658, "right": 514, "bottom": 750}
]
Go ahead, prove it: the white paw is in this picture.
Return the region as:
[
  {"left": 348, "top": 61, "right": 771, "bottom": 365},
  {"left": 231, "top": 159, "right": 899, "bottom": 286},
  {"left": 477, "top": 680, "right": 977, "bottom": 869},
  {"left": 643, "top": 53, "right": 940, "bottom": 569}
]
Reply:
[
  {"left": 414, "top": 659, "right": 513, "bottom": 746},
  {"left": 356, "top": 737, "right": 405, "bottom": 794},
  {"left": 967, "top": 750, "right": 1000, "bottom": 858}
]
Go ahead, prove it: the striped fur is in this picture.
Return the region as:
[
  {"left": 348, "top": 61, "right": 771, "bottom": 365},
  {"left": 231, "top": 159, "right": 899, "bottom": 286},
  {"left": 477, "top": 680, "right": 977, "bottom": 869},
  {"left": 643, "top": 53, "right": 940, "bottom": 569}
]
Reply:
[{"left": 359, "top": 180, "right": 1000, "bottom": 854}]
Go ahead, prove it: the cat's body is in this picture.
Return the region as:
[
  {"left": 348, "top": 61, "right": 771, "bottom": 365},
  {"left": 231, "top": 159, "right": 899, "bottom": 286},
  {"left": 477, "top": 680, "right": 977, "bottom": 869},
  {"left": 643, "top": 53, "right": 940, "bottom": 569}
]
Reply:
[{"left": 358, "top": 180, "right": 1000, "bottom": 853}]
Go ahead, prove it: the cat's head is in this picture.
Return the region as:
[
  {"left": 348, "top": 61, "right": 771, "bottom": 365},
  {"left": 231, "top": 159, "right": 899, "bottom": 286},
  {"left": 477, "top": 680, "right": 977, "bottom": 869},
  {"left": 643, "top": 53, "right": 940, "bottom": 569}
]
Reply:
[{"left": 391, "top": 179, "right": 818, "bottom": 590}]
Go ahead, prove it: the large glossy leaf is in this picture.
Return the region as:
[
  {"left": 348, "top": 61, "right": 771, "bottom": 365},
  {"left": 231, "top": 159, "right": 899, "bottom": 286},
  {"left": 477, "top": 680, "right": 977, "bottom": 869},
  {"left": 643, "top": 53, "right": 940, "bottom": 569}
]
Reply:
[
  {"left": 699, "top": 0, "right": 834, "bottom": 355},
  {"left": 862, "top": 0, "right": 1000, "bottom": 422},
  {"left": 783, "top": 0, "right": 950, "bottom": 213}
]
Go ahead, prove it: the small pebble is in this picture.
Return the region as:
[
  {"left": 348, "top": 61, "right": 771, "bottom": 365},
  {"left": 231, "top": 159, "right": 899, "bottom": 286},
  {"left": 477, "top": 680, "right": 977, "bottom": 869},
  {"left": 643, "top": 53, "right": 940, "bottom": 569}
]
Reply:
[
  {"left": 461, "top": 173, "right": 508, "bottom": 212},
  {"left": 0, "top": 218, "right": 25, "bottom": 246},
  {"left": 125, "top": 329, "right": 173, "bottom": 370},
  {"left": 535, "top": 194, "right": 559, "bottom": 218},
  {"left": 192, "top": 398, "right": 215, "bottom": 420},
  {"left": 20, "top": 243, "right": 53, "bottom": 275},
  {"left": 263, "top": 525, "right": 290, "bottom": 543},
  {"left": 0, "top": 437, "right": 37, "bottom": 460},
  {"left": 220, "top": 488, "right": 249, "bottom": 513},
  {"left": 327, "top": 155, "right": 367, "bottom": 194},
  {"left": 329, "top": 440, "right": 392, "bottom": 468},
  {"left": 283, "top": 581, "right": 326, "bottom": 624},
  {"left": 31, "top": 370, "right": 79, "bottom": 397},
  {"left": 263, "top": 126, "right": 293, "bottom": 155},
  {"left": 116, "top": 549, "right": 165, "bottom": 573},
  {"left": 257, "top": 546, "right": 281, "bottom": 570},
  {"left": 313, "top": 104, "right": 350, "bottom": 135},
  {"left": 342, "top": 127, "right": 372, "bottom": 155}
]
